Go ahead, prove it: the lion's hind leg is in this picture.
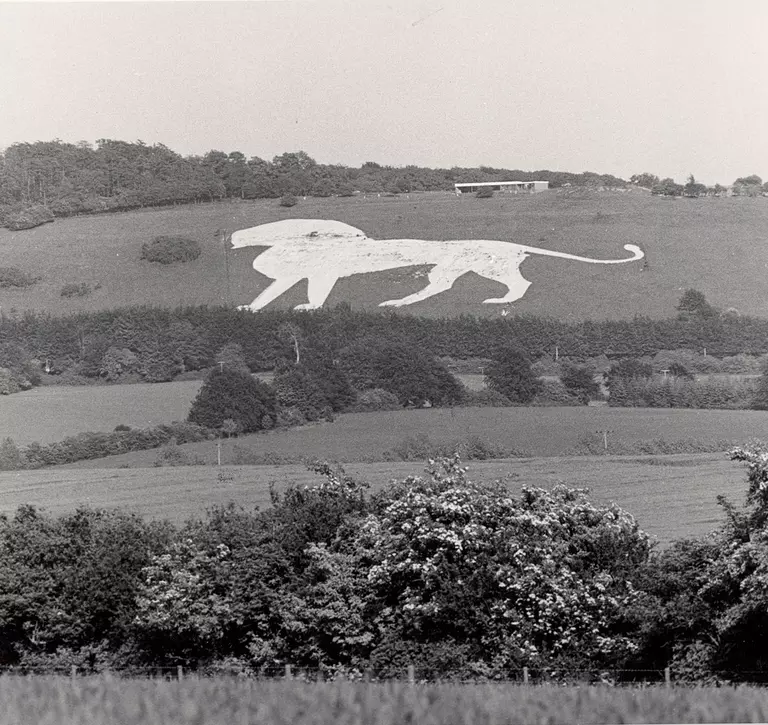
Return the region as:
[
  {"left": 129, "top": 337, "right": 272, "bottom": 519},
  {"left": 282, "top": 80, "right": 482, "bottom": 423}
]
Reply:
[
  {"left": 294, "top": 272, "right": 338, "bottom": 310},
  {"left": 379, "top": 265, "right": 463, "bottom": 307}
]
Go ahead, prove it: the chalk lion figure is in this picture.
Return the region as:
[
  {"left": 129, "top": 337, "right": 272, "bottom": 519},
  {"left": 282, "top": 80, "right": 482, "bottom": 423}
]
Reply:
[{"left": 229, "top": 219, "right": 644, "bottom": 311}]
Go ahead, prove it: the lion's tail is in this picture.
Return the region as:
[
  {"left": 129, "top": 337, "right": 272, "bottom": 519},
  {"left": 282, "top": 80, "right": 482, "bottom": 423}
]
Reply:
[{"left": 526, "top": 243, "right": 644, "bottom": 264}]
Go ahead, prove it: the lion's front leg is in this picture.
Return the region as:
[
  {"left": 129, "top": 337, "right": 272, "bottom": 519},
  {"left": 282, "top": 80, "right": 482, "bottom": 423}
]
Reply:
[{"left": 294, "top": 273, "right": 339, "bottom": 310}]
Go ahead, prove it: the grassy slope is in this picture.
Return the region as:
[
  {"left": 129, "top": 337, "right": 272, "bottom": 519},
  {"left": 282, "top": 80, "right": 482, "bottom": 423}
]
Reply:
[
  {"left": 1, "top": 190, "right": 767, "bottom": 320},
  {"left": 52, "top": 405, "right": 767, "bottom": 464},
  {"left": 0, "top": 453, "right": 747, "bottom": 544}
]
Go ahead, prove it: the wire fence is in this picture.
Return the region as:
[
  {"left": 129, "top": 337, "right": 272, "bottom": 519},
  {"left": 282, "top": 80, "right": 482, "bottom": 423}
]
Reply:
[{"left": 5, "top": 664, "right": 768, "bottom": 686}]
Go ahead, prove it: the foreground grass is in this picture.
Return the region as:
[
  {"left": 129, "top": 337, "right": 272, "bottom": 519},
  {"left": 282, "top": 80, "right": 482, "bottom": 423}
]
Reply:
[{"left": 2, "top": 677, "right": 768, "bottom": 725}]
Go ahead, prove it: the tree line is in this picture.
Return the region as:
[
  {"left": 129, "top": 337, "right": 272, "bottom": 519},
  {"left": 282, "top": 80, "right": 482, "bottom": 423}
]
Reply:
[
  {"left": 0, "top": 139, "right": 628, "bottom": 228},
  {"left": 2, "top": 447, "right": 768, "bottom": 683},
  {"left": 2, "top": 303, "right": 768, "bottom": 387},
  {"left": 630, "top": 172, "right": 767, "bottom": 198}
]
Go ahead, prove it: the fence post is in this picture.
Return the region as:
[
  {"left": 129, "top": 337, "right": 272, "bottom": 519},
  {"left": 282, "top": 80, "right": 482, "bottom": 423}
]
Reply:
[
  {"left": 664, "top": 666, "right": 671, "bottom": 688},
  {"left": 523, "top": 666, "right": 529, "bottom": 685},
  {"left": 177, "top": 665, "right": 183, "bottom": 681},
  {"left": 407, "top": 664, "right": 415, "bottom": 685},
  {"left": 70, "top": 665, "right": 77, "bottom": 679},
  {"left": 284, "top": 664, "right": 292, "bottom": 680}
]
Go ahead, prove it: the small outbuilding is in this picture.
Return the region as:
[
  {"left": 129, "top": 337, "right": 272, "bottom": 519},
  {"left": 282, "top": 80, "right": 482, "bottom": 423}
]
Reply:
[{"left": 454, "top": 180, "right": 549, "bottom": 195}]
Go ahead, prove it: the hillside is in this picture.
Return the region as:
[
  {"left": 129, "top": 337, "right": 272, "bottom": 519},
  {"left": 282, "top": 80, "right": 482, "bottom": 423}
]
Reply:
[{"left": 1, "top": 190, "right": 767, "bottom": 320}]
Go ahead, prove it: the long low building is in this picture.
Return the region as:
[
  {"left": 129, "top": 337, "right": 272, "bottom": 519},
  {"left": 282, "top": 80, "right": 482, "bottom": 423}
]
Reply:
[{"left": 454, "top": 180, "right": 549, "bottom": 194}]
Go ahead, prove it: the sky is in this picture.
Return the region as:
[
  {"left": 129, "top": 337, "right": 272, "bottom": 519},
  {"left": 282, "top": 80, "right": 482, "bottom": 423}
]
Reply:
[{"left": 1, "top": 0, "right": 766, "bottom": 185}]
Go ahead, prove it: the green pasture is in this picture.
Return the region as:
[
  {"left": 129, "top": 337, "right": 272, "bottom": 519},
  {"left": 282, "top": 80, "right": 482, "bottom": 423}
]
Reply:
[
  {"left": 1, "top": 191, "right": 767, "bottom": 319},
  {"left": 1, "top": 677, "right": 767, "bottom": 725},
  {"left": 0, "top": 452, "right": 748, "bottom": 544},
  {"left": 56, "top": 404, "right": 768, "bottom": 464}
]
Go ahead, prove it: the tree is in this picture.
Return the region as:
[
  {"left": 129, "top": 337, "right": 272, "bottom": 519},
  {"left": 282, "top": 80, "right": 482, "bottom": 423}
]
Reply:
[
  {"left": 187, "top": 369, "right": 277, "bottom": 433},
  {"left": 651, "top": 178, "right": 683, "bottom": 197},
  {"left": 676, "top": 288, "right": 717, "bottom": 320},
  {"left": 337, "top": 337, "right": 464, "bottom": 407},
  {"left": 683, "top": 174, "right": 706, "bottom": 198},
  {"left": 629, "top": 173, "right": 660, "bottom": 189},
  {"left": 732, "top": 175, "right": 763, "bottom": 197},
  {"left": 341, "top": 457, "right": 650, "bottom": 678},
  {"left": 605, "top": 358, "right": 653, "bottom": 389},
  {"left": 484, "top": 345, "right": 541, "bottom": 404},
  {"left": 750, "top": 358, "right": 768, "bottom": 410},
  {"left": 560, "top": 362, "right": 601, "bottom": 404}
]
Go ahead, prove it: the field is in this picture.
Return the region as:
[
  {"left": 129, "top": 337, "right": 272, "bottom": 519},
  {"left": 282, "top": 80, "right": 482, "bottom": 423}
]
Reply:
[
  {"left": 2, "top": 190, "right": 768, "bottom": 320},
  {"left": 37, "top": 402, "right": 768, "bottom": 463},
  {"left": 0, "top": 452, "right": 749, "bottom": 544},
  {"left": 2, "top": 677, "right": 768, "bottom": 724}
]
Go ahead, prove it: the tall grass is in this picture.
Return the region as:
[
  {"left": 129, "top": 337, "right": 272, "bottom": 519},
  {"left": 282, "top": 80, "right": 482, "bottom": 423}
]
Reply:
[{"left": 2, "top": 677, "right": 768, "bottom": 724}]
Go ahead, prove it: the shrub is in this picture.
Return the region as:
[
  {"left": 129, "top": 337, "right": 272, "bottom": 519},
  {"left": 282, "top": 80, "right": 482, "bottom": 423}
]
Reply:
[
  {"left": 0, "top": 367, "right": 23, "bottom": 395},
  {"left": 0, "top": 267, "right": 41, "bottom": 288},
  {"left": 484, "top": 345, "right": 541, "bottom": 404},
  {"left": 153, "top": 438, "right": 205, "bottom": 467},
  {"left": 459, "top": 388, "right": 513, "bottom": 407},
  {"left": 560, "top": 363, "right": 602, "bottom": 404},
  {"left": 60, "top": 282, "right": 97, "bottom": 298},
  {"left": 337, "top": 337, "right": 464, "bottom": 408},
  {"left": 0, "top": 437, "right": 26, "bottom": 470},
  {"left": 532, "top": 378, "right": 582, "bottom": 406},
  {"left": 187, "top": 369, "right": 277, "bottom": 434},
  {"left": 20, "top": 421, "right": 214, "bottom": 468},
  {"left": 140, "top": 236, "right": 201, "bottom": 264},
  {"left": 475, "top": 187, "right": 494, "bottom": 198},
  {"left": 4, "top": 204, "right": 54, "bottom": 230},
  {"left": 351, "top": 388, "right": 402, "bottom": 412},
  {"left": 279, "top": 194, "right": 298, "bottom": 207}
]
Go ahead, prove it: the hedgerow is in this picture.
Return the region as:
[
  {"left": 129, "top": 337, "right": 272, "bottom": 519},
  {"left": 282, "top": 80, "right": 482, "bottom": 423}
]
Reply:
[{"left": 0, "top": 422, "right": 214, "bottom": 470}]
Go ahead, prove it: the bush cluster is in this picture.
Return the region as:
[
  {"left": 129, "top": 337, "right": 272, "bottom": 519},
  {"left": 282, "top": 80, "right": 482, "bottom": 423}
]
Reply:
[
  {"left": 0, "top": 422, "right": 214, "bottom": 470},
  {"left": 609, "top": 377, "right": 755, "bottom": 409},
  {"left": 3, "top": 204, "right": 54, "bottom": 231},
  {"left": 0, "top": 267, "right": 41, "bottom": 289},
  {"left": 140, "top": 236, "right": 201, "bottom": 264},
  {"left": 6, "top": 449, "right": 768, "bottom": 682},
  {"left": 60, "top": 282, "right": 98, "bottom": 298}
]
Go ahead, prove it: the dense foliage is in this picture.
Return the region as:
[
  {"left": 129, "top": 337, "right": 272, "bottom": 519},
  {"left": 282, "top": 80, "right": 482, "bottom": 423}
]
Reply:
[
  {"left": 0, "top": 140, "right": 629, "bottom": 227},
  {"left": 140, "top": 236, "right": 201, "bottom": 265},
  {"left": 484, "top": 345, "right": 540, "bottom": 404},
  {"left": 3, "top": 449, "right": 768, "bottom": 683},
  {"left": 337, "top": 337, "right": 464, "bottom": 407},
  {"left": 0, "top": 422, "right": 214, "bottom": 470},
  {"left": 187, "top": 369, "right": 277, "bottom": 433}
]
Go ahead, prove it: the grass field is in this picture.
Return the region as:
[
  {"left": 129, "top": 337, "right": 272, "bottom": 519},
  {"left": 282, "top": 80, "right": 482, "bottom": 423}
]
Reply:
[
  {"left": 0, "top": 453, "right": 748, "bottom": 543},
  {"left": 1, "top": 677, "right": 767, "bottom": 724},
  {"left": 2, "top": 190, "right": 768, "bottom": 320},
  {"left": 50, "top": 404, "right": 768, "bottom": 465}
]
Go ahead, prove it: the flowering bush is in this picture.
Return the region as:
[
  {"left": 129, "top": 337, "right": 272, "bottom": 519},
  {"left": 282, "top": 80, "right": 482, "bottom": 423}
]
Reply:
[{"left": 351, "top": 456, "right": 651, "bottom": 677}]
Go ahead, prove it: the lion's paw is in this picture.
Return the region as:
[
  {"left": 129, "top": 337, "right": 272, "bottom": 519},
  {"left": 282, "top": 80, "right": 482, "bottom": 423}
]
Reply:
[{"left": 378, "top": 299, "right": 405, "bottom": 307}]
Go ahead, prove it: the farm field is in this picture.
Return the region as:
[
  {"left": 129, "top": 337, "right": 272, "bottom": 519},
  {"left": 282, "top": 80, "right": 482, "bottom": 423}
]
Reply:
[
  {"left": 0, "top": 452, "right": 747, "bottom": 543},
  {"left": 51, "top": 404, "right": 768, "bottom": 466},
  {"left": 2, "top": 677, "right": 768, "bottom": 725},
  {"left": 1, "top": 191, "right": 768, "bottom": 320},
  {"left": 0, "top": 375, "right": 272, "bottom": 445}
]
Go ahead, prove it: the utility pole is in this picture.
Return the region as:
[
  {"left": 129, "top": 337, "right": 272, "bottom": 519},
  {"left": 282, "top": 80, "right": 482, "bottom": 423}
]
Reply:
[{"left": 218, "top": 228, "right": 232, "bottom": 308}]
